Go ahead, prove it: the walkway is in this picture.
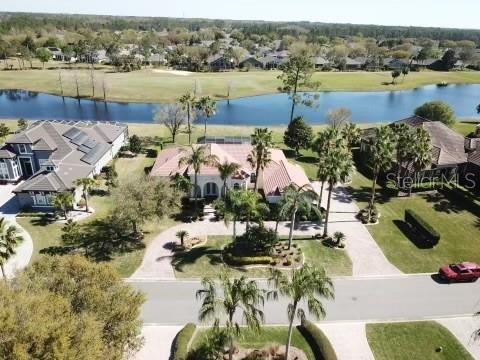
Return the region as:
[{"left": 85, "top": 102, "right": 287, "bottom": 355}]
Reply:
[
  {"left": 318, "top": 322, "right": 374, "bottom": 360},
  {"left": 135, "top": 325, "right": 182, "bottom": 360},
  {"left": 131, "top": 183, "right": 401, "bottom": 279},
  {"left": 0, "top": 183, "right": 33, "bottom": 279},
  {"left": 437, "top": 316, "right": 480, "bottom": 359}
]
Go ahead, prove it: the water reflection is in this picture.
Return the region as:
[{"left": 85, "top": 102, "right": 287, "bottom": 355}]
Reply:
[{"left": 0, "top": 85, "right": 478, "bottom": 125}]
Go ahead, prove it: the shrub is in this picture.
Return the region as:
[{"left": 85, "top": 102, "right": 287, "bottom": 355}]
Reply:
[
  {"left": 145, "top": 148, "right": 158, "bottom": 158},
  {"left": 405, "top": 209, "right": 440, "bottom": 245},
  {"left": 172, "top": 323, "right": 196, "bottom": 360},
  {"left": 299, "top": 320, "right": 338, "bottom": 360},
  {"left": 414, "top": 101, "right": 455, "bottom": 126},
  {"left": 223, "top": 251, "right": 273, "bottom": 266},
  {"left": 234, "top": 225, "right": 279, "bottom": 256}
]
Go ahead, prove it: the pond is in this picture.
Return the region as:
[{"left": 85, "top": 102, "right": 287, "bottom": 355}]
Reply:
[{"left": 0, "top": 84, "right": 478, "bottom": 125}]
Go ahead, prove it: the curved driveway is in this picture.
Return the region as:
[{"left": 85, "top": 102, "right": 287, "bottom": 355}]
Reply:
[{"left": 129, "top": 275, "right": 480, "bottom": 325}]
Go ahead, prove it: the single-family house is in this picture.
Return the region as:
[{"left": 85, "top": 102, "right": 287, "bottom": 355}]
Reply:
[
  {"left": 47, "top": 47, "right": 65, "bottom": 61},
  {"left": 150, "top": 139, "right": 311, "bottom": 203},
  {"left": 208, "top": 55, "right": 234, "bottom": 71},
  {"left": 1, "top": 120, "right": 128, "bottom": 209},
  {"left": 239, "top": 56, "right": 263, "bottom": 69},
  {"left": 312, "top": 56, "right": 329, "bottom": 69}
]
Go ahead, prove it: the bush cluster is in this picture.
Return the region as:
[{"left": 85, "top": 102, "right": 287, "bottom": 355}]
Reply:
[
  {"left": 299, "top": 320, "right": 338, "bottom": 360},
  {"left": 404, "top": 208, "right": 440, "bottom": 245},
  {"left": 223, "top": 249, "right": 273, "bottom": 266},
  {"left": 172, "top": 323, "right": 197, "bottom": 360},
  {"left": 357, "top": 206, "right": 378, "bottom": 224}
]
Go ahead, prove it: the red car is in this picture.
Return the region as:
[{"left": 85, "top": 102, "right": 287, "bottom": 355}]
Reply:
[{"left": 439, "top": 262, "right": 480, "bottom": 282}]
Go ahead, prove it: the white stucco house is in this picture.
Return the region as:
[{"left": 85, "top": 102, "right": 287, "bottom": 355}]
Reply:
[{"left": 150, "top": 140, "right": 311, "bottom": 203}]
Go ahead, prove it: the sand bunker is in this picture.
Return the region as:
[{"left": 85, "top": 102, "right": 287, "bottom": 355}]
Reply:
[{"left": 152, "top": 69, "right": 192, "bottom": 76}]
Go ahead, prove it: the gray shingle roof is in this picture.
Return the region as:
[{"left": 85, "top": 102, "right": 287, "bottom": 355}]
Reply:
[{"left": 0, "top": 149, "right": 16, "bottom": 159}]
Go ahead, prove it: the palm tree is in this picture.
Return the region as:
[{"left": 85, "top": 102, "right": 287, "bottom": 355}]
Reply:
[
  {"left": 216, "top": 159, "right": 241, "bottom": 197},
  {"left": 341, "top": 123, "right": 362, "bottom": 152},
  {"left": 239, "top": 189, "right": 269, "bottom": 231},
  {"left": 268, "top": 265, "right": 334, "bottom": 360},
  {"left": 279, "top": 184, "right": 318, "bottom": 249},
  {"left": 0, "top": 217, "right": 24, "bottom": 280},
  {"left": 407, "top": 128, "right": 431, "bottom": 196},
  {"left": 368, "top": 126, "right": 395, "bottom": 220},
  {"left": 178, "top": 145, "right": 219, "bottom": 211},
  {"left": 322, "top": 146, "right": 353, "bottom": 237},
  {"left": 179, "top": 93, "right": 196, "bottom": 144},
  {"left": 74, "top": 177, "right": 98, "bottom": 212},
  {"left": 195, "top": 96, "right": 217, "bottom": 138},
  {"left": 247, "top": 128, "right": 273, "bottom": 191},
  {"left": 176, "top": 230, "right": 189, "bottom": 247},
  {"left": 53, "top": 192, "right": 73, "bottom": 220},
  {"left": 197, "top": 269, "right": 265, "bottom": 360},
  {"left": 219, "top": 188, "right": 246, "bottom": 241},
  {"left": 393, "top": 123, "right": 414, "bottom": 188}
]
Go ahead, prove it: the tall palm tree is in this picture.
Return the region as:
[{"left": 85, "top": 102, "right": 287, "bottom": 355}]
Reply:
[
  {"left": 197, "top": 269, "right": 265, "bottom": 360},
  {"left": 322, "top": 146, "right": 353, "bottom": 237},
  {"left": 216, "top": 159, "right": 241, "bottom": 197},
  {"left": 247, "top": 128, "right": 273, "bottom": 191},
  {"left": 239, "top": 189, "right": 269, "bottom": 231},
  {"left": 341, "top": 123, "right": 362, "bottom": 152},
  {"left": 178, "top": 145, "right": 218, "bottom": 211},
  {"left": 368, "top": 126, "right": 395, "bottom": 219},
  {"left": 74, "top": 177, "right": 98, "bottom": 212},
  {"left": 407, "top": 128, "right": 431, "bottom": 196},
  {"left": 0, "top": 217, "right": 24, "bottom": 280},
  {"left": 195, "top": 96, "right": 217, "bottom": 138},
  {"left": 279, "top": 184, "right": 318, "bottom": 249},
  {"left": 221, "top": 188, "right": 247, "bottom": 241},
  {"left": 179, "top": 93, "right": 196, "bottom": 144},
  {"left": 53, "top": 192, "right": 73, "bottom": 220},
  {"left": 268, "top": 265, "right": 334, "bottom": 360},
  {"left": 393, "top": 123, "right": 414, "bottom": 187},
  {"left": 312, "top": 128, "right": 341, "bottom": 208}
]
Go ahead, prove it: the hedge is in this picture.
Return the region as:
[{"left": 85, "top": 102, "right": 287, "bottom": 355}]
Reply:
[
  {"left": 171, "top": 323, "right": 196, "bottom": 360},
  {"left": 404, "top": 209, "right": 440, "bottom": 245},
  {"left": 299, "top": 320, "right": 337, "bottom": 360},
  {"left": 223, "top": 252, "right": 273, "bottom": 266}
]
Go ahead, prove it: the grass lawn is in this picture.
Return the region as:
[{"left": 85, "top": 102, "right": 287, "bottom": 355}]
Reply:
[
  {"left": 348, "top": 152, "right": 480, "bottom": 273},
  {"left": 191, "top": 326, "right": 316, "bottom": 360},
  {"left": 172, "top": 235, "right": 352, "bottom": 278},
  {"left": 16, "top": 154, "right": 179, "bottom": 277},
  {"left": 366, "top": 321, "right": 473, "bottom": 360},
  {"left": 1, "top": 64, "right": 480, "bottom": 103},
  {"left": 452, "top": 119, "right": 479, "bottom": 137}
]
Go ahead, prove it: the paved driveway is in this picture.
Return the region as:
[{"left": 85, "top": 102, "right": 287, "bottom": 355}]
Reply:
[
  {"left": 0, "top": 182, "right": 34, "bottom": 278},
  {"left": 131, "top": 183, "right": 400, "bottom": 279}
]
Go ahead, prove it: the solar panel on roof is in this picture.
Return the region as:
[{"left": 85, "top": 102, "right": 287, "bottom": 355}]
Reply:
[
  {"left": 81, "top": 143, "right": 109, "bottom": 165},
  {"left": 63, "top": 127, "right": 82, "bottom": 140},
  {"left": 81, "top": 138, "right": 97, "bottom": 149},
  {"left": 71, "top": 132, "right": 89, "bottom": 146}
]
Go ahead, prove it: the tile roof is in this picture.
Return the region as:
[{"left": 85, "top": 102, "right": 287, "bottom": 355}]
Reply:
[{"left": 151, "top": 144, "right": 311, "bottom": 196}]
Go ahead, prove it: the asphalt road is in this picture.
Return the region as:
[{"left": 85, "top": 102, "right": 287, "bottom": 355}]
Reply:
[{"left": 128, "top": 275, "right": 480, "bottom": 325}]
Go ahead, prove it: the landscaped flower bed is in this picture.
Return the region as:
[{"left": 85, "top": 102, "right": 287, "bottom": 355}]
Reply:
[{"left": 223, "top": 240, "right": 304, "bottom": 269}]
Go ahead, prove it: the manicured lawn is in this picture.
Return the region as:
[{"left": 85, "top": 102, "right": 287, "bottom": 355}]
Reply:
[
  {"left": 17, "top": 154, "right": 178, "bottom": 277},
  {"left": 366, "top": 321, "right": 473, "bottom": 360},
  {"left": 452, "top": 120, "right": 479, "bottom": 137},
  {"left": 1, "top": 65, "right": 480, "bottom": 103},
  {"left": 172, "top": 235, "right": 352, "bottom": 278},
  {"left": 191, "top": 326, "right": 316, "bottom": 360},
  {"left": 348, "top": 154, "right": 480, "bottom": 273}
]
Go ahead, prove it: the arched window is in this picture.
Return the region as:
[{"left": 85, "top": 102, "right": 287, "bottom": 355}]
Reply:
[{"left": 233, "top": 183, "right": 240, "bottom": 189}]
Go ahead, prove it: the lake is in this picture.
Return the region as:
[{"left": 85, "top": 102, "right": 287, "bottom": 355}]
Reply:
[{"left": 0, "top": 84, "right": 478, "bottom": 125}]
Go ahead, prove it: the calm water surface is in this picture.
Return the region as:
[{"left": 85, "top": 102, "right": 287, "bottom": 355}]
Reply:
[{"left": 0, "top": 84, "right": 478, "bottom": 125}]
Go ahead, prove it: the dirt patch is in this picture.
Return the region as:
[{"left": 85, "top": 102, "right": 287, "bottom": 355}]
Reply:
[{"left": 152, "top": 69, "right": 192, "bottom": 76}]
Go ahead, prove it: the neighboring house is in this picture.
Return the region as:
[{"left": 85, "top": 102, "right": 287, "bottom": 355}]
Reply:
[
  {"left": 344, "top": 57, "right": 363, "bottom": 70},
  {"left": 146, "top": 53, "right": 167, "bottom": 66},
  {"left": 362, "top": 116, "right": 468, "bottom": 182},
  {"left": 312, "top": 56, "right": 329, "bottom": 69},
  {"left": 2, "top": 120, "right": 128, "bottom": 209},
  {"left": 385, "top": 58, "right": 409, "bottom": 70},
  {"left": 150, "top": 140, "right": 311, "bottom": 203},
  {"left": 208, "top": 55, "right": 234, "bottom": 71},
  {"left": 47, "top": 47, "right": 65, "bottom": 61},
  {"left": 259, "top": 55, "right": 284, "bottom": 70},
  {"left": 239, "top": 57, "right": 263, "bottom": 69}
]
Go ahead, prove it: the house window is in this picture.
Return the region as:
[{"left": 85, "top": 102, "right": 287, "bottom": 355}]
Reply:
[
  {"left": 233, "top": 183, "right": 240, "bottom": 189},
  {"left": 18, "top": 144, "right": 27, "bottom": 154},
  {"left": 46, "top": 166, "right": 54, "bottom": 172},
  {"left": 32, "top": 192, "right": 53, "bottom": 206},
  {"left": 12, "top": 160, "right": 20, "bottom": 178},
  {"left": 250, "top": 173, "right": 256, "bottom": 183},
  {"left": 0, "top": 160, "right": 9, "bottom": 180}
]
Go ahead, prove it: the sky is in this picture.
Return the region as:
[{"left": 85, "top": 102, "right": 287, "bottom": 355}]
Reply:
[{"left": 1, "top": 0, "right": 479, "bottom": 30}]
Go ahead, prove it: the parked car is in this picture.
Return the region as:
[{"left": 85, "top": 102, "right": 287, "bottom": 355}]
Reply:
[{"left": 438, "top": 262, "right": 480, "bottom": 282}]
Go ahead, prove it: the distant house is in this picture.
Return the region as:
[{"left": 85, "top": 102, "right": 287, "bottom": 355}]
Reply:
[
  {"left": 344, "top": 57, "right": 363, "bottom": 70},
  {"left": 312, "top": 56, "right": 329, "bottom": 69},
  {"left": 2, "top": 120, "right": 127, "bottom": 209},
  {"left": 150, "top": 140, "right": 311, "bottom": 203},
  {"left": 259, "top": 55, "right": 285, "bottom": 70},
  {"left": 146, "top": 53, "right": 167, "bottom": 66},
  {"left": 239, "top": 57, "right": 263, "bottom": 69},
  {"left": 208, "top": 55, "right": 234, "bottom": 71},
  {"left": 47, "top": 47, "right": 65, "bottom": 61},
  {"left": 385, "top": 58, "right": 409, "bottom": 70},
  {"left": 79, "top": 50, "right": 109, "bottom": 64},
  {"left": 362, "top": 116, "right": 468, "bottom": 182}
]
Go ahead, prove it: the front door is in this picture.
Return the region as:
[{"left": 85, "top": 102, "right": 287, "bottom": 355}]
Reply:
[{"left": 19, "top": 158, "right": 33, "bottom": 178}]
